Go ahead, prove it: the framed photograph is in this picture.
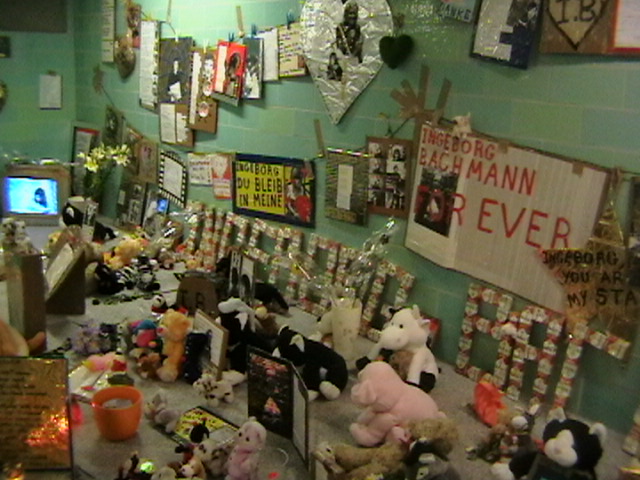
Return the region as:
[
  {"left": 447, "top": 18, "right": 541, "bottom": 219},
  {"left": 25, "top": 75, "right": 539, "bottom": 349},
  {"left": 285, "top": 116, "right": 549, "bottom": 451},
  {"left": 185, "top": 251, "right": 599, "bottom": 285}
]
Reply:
[
  {"left": 137, "top": 137, "right": 158, "bottom": 183},
  {"left": 233, "top": 153, "right": 315, "bottom": 228},
  {"left": 471, "top": 0, "right": 542, "bottom": 69},
  {"left": 103, "top": 105, "right": 124, "bottom": 146},
  {"left": 70, "top": 125, "right": 100, "bottom": 196},
  {"left": 193, "top": 309, "right": 229, "bottom": 380},
  {"left": 159, "top": 150, "right": 188, "bottom": 207},
  {"left": 325, "top": 148, "right": 369, "bottom": 225},
  {"left": 366, "top": 137, "right": 413, "bottom": 218}
]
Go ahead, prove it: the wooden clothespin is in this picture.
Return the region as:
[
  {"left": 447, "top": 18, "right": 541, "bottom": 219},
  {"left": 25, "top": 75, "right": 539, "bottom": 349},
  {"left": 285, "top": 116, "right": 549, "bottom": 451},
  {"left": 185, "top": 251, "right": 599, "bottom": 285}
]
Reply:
[
  {"left": 236, "top": 6, "right": 245, "bottom": 39},
  {"left": 314, "top": 119, "right": 326, "bottom": 158},
  {"left": 286, "top": 11, "right": 296, "bottom": 29}
]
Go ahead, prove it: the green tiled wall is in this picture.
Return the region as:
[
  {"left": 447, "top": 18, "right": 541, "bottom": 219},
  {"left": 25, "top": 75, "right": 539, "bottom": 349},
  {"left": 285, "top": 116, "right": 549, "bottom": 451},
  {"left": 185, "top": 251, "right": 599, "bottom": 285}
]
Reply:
[
  {"left": 0, "top": 1, "right": 77, "bottom": 164},
  {"left": 5, "top": 0, "right": 640, "bottom": 433}
]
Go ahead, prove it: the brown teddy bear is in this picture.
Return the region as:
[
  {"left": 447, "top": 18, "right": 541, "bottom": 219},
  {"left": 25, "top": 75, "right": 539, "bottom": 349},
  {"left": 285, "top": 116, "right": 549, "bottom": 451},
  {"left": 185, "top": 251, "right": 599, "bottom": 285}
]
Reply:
[
  {"left": 314, "top": 417, "right": 459, "bottom": 480},
  {"left": 156, "top": 309, "right": 193, "bottom": 382}
]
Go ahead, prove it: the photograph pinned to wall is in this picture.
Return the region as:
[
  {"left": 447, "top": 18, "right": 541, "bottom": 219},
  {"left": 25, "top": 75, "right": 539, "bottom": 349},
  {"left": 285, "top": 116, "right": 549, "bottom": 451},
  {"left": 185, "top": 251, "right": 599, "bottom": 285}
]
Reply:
[
  {"left": 126, "top": 1, "right": 142, "bottom": 48},
  {"left": 187, "top": 152, "right": 213, "bottom": 186},
  {"left": 257, "top": 27, "right": 279, "bottom": 81},
  {"left": 471, "top": 0, "right": 542, "bottom": 68},
  {"left": 211, "top": 152, "right": 234, "bottom": 199},
  {"left": 440, "top": 0, "right": 480, "bottom": 22},
  {"left": 139, "top": 20, "right": 159, "bottom": 111},
  {"left": 188, "top": 47, "right": 219, "bottom": 134},
  {"left": 70, "top": 125, "right": 100, "bottom": 196},
  {"left": 103, "top": 105, "right": 124, "bottom": 146},
  {"left": 611, "top": 0, "right": 640, "bottom": 54},
  {"left": 137, "top": 137, "right": 158, "bottom": 183},
  {"left": 366, "top": 136, "right": 412, "bottom": 217},
  {"left": 243, "top": 36, "right": 264, "bottom": 99},
  {"left": 159, "top": 103, "right": 194, "bottom": 147},
  {"left": 301, "top": 0, "right": 392, "bottom": 124},
  {"left": 539, "top": 0, "right": 613, "bottom": 53},
  {"left": 159, "top": 150, "right": 188, "bottom": 207},
  {"left": 233, "top": 154, "right": 315, "bottom": 227},
  {"left": 158, "top": 37, "right": 194, "bottom": 105},
  {"left": 278, "top": 22, "right": 307, "bottom": 78},
  {"left": 212, "top": 40, "right": 247, "bottom": 106},
  {"left": 325, "top": 148, "right": 369, "bottom": 225},
  {"left": 247, "top": 347, "right": 309, "bottom": 466}
]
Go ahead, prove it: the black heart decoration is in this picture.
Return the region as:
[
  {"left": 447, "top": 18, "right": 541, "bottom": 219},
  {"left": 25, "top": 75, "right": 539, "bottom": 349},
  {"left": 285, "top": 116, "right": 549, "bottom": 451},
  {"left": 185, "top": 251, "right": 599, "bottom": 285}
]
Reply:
[{"left": 379, "top": 34, "right": 414, "bottom": 69}]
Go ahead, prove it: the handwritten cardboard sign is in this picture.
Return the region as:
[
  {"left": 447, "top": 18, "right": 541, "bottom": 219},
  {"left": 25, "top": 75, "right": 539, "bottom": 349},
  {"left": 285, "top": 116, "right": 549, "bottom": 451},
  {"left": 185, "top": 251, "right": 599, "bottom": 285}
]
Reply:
[{"left": 405, "top": 122, "right": 609, "bottom": 313}]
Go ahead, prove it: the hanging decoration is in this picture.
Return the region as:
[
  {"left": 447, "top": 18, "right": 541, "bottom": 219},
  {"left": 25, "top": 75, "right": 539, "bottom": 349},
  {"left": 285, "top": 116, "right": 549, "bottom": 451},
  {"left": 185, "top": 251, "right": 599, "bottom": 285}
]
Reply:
[
  {"left": 114, "top": 35, "right": 136, "bottom": 79},
  {"left": 301, "top": 0, "right": 393, "bottom": 124},
  {"left": 540, "top": 0, "right": 614, "bottom": 54},
  {"left": 541, "top": 192, "right": 639, "bottom": 342}
]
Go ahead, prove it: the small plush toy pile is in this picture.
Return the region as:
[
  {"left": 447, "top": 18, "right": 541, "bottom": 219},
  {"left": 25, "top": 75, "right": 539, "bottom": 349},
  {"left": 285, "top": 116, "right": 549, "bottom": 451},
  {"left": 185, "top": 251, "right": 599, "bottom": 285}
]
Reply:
[
  {"left": 491, "top": 408, "right": 606, "bottom": 480},
  {"left": 315, "top": 416, "right": 460, "bottom": 480}
]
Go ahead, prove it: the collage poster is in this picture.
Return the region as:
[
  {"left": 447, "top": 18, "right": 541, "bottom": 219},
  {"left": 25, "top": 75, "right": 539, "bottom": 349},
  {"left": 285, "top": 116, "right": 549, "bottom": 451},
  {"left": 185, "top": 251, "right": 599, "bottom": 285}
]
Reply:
[{"left": 233, "top": 154, "right": 315, "bottom": 227}]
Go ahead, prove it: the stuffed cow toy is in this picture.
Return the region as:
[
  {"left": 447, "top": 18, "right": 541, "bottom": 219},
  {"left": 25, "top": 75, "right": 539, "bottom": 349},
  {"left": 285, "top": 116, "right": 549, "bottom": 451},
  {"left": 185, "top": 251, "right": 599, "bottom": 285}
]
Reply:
[
  {"left": 350, "top": 361, "right": 443, "bottom": 447},
  {"left": 357, "top": 305, "right": 439, "bottom": 392},
  {"left": 274, "top": 326, "right": 348, "bottom": 401}
]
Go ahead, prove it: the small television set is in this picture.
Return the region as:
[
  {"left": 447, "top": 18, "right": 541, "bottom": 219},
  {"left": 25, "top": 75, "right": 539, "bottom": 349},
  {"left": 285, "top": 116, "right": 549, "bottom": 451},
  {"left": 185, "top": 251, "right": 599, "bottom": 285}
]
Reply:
[{"left": 2, "top": 164, "right": 71, "bottom": 225}]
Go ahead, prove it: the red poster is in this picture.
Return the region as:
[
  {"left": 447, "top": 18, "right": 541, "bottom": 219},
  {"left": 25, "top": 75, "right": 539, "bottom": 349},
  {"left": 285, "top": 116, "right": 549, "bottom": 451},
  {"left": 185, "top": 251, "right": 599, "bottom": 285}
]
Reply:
[{"left": 212, "top": 41, "right": 247, "bottom": 105}]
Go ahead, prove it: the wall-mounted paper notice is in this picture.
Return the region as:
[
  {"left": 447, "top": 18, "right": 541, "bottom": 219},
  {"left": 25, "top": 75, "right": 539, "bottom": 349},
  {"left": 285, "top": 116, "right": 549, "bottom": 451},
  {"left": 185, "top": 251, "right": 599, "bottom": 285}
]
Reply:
[
  {"left": 278, "top": 22, "right": 307, "bottom": 77},
  {"left": 39, "top": 74, "right": 62, "bottom": 110},
  {"left": 101, "top": 0, "right": 115, "bottom": 62},
  {"left": 160, "top": 103, "right": 177, "bottom": 144},
  {"left": 139, "top": 20, "right": 159, "bottom": 110},
  {"left": 336, "top": 164, "right": 353, "bottom": 210}
]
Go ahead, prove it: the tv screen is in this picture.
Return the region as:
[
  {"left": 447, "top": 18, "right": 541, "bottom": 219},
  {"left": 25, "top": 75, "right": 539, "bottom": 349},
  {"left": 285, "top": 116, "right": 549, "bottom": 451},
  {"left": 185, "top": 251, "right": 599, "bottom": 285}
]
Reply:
[{"left": 6, "top": 177, "right": 59, "bottom": 215}]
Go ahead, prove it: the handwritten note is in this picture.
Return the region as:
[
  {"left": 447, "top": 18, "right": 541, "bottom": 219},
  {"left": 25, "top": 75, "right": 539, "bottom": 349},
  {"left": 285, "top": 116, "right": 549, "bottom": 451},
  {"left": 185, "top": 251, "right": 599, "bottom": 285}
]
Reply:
[
  {"left": 278, "top": 23, "right": 307, "bottom": 77},
  {"left": 0, "top": 357, "right": 71, "bottom": 469}
]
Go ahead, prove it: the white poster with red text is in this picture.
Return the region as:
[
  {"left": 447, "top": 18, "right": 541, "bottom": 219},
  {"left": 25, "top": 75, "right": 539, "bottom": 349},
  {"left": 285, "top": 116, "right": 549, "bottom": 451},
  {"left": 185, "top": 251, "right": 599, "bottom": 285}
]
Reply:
[{"left": 405, "top": 123, "right": 609, "bottom": 312}]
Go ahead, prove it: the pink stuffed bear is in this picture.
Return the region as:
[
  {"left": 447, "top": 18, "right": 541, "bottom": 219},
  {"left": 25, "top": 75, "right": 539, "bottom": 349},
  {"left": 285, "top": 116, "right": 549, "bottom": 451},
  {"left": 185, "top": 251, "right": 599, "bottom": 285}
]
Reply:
[
  {"left": 350, "top": 361, "right": 443, "bottom": 447},
  {"left": 225, "top": 417, "right": 267, "bottom": 480}
]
